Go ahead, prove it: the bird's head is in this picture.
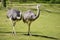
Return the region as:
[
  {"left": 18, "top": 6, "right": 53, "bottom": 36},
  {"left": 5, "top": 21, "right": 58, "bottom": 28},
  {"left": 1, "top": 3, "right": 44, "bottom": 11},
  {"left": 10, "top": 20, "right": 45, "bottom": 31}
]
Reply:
[{"left": 37, "top": 4, "right": 41, "bottom": 9}]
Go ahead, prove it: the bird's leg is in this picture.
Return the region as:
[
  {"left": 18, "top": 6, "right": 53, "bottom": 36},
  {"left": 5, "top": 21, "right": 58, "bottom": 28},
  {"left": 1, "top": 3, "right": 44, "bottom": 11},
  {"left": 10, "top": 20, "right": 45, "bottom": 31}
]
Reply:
[
  {"left": 28, "top": 22, "right": 31, "bottom": 35},
  {"left": 12, "top": 21, "right": 16, "bottom": 35}
]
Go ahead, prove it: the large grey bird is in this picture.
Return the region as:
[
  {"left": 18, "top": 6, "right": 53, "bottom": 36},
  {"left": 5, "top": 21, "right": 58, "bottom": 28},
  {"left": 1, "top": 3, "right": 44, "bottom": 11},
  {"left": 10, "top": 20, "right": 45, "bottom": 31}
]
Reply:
[
  {"left": 22, "top": 4, "right": 40, "bottom": 35},
  {"left": 7, "top": 8, "right": 22, "bottom": 35}
]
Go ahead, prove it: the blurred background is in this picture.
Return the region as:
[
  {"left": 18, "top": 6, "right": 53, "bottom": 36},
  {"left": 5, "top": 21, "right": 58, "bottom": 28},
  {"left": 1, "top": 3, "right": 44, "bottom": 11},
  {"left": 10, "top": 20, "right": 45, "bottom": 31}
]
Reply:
[{"left": 0, "top": 0, "right": 60, "bottom": 40}]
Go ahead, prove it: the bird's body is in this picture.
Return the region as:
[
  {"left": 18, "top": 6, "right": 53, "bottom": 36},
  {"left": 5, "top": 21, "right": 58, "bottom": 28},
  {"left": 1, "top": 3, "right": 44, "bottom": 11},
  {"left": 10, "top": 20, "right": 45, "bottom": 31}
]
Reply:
[
  {"left": 22, "top": 4, "right": 40, "bottom": 35},
  {"left": 7, "top": 9, "right": 22, "bottom": 21},
  {"left": 7, "top": 8, "right": 22, "bottom": 35},
  {"left": 23, "top": 10, "right": 36, "bottom": 23}
]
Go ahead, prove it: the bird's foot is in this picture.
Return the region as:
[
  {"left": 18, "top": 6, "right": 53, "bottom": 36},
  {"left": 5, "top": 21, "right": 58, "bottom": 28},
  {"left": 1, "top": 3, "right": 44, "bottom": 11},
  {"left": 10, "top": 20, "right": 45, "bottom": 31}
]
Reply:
[
  {"left": 12, "top": 31, "right": 16, "bottom": 36},
  {"left": 27, "top": 33, "right": 31, "bottom": 36}
]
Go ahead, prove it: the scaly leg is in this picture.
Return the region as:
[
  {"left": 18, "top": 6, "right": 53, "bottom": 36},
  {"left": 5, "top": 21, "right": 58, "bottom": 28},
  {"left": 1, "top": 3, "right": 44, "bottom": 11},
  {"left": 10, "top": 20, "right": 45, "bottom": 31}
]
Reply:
[
  {"left": 12, "top": 21, "right": 16, "bottom": 35},
  {"left": 28, "top": 22, "right": 31, "bottom": 35}
]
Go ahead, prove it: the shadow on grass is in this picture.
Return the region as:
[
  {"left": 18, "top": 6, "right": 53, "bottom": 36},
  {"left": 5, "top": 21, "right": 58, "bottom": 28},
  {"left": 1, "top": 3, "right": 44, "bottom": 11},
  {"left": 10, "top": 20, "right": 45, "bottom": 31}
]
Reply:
[
  {"left": 0, "top": 31, "right": 59, "bottom": 40},
  {"left": 23, "top": 34, "right": 58, "bottom": 40},
  {"left": 0, "top": 31, "right": 27, "bottom": 33}
]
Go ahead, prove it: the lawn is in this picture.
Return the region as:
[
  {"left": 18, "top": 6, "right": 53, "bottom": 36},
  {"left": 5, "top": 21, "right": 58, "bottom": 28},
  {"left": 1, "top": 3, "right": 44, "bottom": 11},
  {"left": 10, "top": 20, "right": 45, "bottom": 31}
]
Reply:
[{"left": 0, "top": 3, "right": 60, "bottom": 40}]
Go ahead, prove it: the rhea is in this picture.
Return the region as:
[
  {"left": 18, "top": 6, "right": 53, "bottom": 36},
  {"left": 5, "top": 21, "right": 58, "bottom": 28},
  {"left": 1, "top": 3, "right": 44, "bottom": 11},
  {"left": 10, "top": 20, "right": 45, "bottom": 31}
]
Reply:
[
  {"left": 7, "top": 8, "right": 22, "bottom": 35},
  {"left": 22, "top": 4, "right": 40, "bottom": 35}
]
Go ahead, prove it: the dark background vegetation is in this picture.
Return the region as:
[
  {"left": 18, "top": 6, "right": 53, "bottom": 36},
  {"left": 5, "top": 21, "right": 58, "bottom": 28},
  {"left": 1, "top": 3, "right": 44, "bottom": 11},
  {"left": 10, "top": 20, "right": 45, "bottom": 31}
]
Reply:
[{"left": 0, "top": 0, "right": 60, "bottom": 8}]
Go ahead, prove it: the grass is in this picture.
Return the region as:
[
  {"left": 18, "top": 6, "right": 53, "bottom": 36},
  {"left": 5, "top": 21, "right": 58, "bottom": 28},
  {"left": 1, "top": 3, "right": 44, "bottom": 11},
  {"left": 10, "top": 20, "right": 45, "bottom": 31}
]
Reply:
[{"left": 0, "top": 3, "right": 60, "bottom": 40}]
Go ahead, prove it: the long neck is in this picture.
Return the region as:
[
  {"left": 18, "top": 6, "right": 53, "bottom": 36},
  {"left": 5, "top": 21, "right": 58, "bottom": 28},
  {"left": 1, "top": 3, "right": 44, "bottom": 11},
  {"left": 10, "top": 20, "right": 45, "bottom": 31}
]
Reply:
[{"left": 34, "top": 6, "right": 40, "bottom": 20}]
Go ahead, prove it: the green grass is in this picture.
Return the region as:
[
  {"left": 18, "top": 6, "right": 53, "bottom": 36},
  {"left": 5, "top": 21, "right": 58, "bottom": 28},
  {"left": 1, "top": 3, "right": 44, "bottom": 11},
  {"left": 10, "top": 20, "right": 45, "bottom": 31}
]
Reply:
[{"left": 0, "top": 3, "right": 60, "bottom": 40}]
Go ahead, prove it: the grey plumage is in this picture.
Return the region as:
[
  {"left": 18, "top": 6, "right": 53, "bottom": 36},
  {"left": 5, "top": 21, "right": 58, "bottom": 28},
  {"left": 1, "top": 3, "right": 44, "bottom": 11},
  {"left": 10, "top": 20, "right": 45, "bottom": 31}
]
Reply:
[
  {"left": 23, "top": 10, "right": 36, "bottom": 23},
  {"left": 7, "top": 8, "right": 22, "bottom": 20},
  {"left": 22, "top": 4, "right": 40, "bottom": 35},
  {"left": 7, "top": 8, "right": 22, "bottom": 35}
]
